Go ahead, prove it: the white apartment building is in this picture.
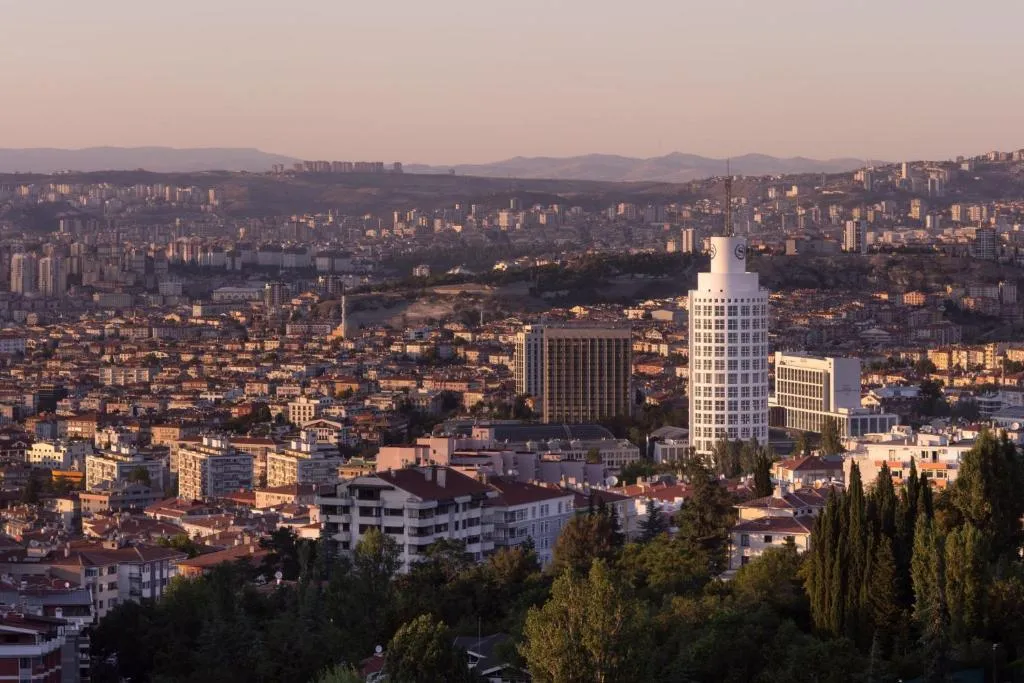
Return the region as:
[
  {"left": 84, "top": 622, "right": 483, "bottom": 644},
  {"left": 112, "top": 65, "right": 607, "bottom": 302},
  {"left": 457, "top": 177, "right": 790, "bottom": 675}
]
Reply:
[
  {"left": 27, "top": 440, "right": 92, "bottom": 470},
  {"left": 85, "top": 444, "right": 168, "bottom": 492},
  {"left": 769, "top": 352, "right": 899, "bottom": 437},
  {"left": 288, "top": 396, "right": 322, "bottom": 425},
  {"left": 45, "top": 542, "right": 187, "bottom": 621},
  {"left": 99, "top": 365, "right": 156, "bottom": 387},
  {"left": 486, "top": 479, "right": 575, "bottom": 566},
  {"left": 266, "top": 433, "right": 343, "bottom": 488},
  {"left": 842, "top": 428, "right": 973, "bottom": 492},
  {"left": 514, "top": 325, "right": 545, "bottom": 399},
  {"left": 688, "top": 235, "right": 770, "bottom": 454},
  {"left": 176, "top": 436, "right": 254, "bottom": 502},
  {"left": 729, "top": 485, "right": 827, "bottom": 570},
  {"left": 317, "top": 466, "right": 496, "bottom": 572}
]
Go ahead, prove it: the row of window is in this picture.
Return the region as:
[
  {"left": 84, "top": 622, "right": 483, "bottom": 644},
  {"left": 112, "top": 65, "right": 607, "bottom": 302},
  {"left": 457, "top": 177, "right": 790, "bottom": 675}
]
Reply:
[
  {"left": 692, "top": 345, "right": 768, "bottom": 359},
  {"left": 692, "top": 384, "right": 762, "bottom": 399},
  {"left": 692, "top": 331, "right": 767, "bottom": 345},
  {"left": 693, "top": 406, "right": 768, "bottom": 425},
  {"left": 691, "top": 372, "right": 769, "bottom": 386},
  {"left": 692, "top": 358, "right": 765, "bottom": 372},
  {"left": 693, "top": 317, "right": 765, "bottom": 331},
  {"left": 692, "top": 398, "right": 767, "bottom": 414},
  {"left": 692, "top": 304, "right": 767, "bottom": 317}
]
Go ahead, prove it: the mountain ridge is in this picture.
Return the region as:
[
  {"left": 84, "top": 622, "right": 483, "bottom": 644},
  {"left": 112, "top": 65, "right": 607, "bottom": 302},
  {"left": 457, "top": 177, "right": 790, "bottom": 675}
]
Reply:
[
  {"left": 0, "top": 146, "right": 298, "bottom": 173},
  {"left": 405, "top": 152, "right": 873, "bottom": 182},
  {"left": 0, "top": 146, "right": 873, "bottom": 180}
]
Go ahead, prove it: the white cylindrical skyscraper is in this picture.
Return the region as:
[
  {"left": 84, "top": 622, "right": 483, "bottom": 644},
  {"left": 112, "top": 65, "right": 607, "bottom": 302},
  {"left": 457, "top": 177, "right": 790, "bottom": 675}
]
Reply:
[{"left": 688, "top": 235, "right": 770, "bottom": 455}]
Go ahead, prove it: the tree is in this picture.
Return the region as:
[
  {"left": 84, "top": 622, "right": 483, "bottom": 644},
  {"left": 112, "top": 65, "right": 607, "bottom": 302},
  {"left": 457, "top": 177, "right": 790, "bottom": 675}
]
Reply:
[
  {"left": 384, "top": 614, "right": 474, "bottom": 683},
  {"left": 638, "top": 499, "right": 668, "bottom": 541},
  {"left": 127, "top": 466, "right": 151, "bottom": 487},
  {"left": 673, "top": 462, "right": 735, "bottom": 574},
  {"left": 818, "top": 417, "right": 845, "bottom": 456},
  {"left": 584, "top": 448, "right": 603, "bottom": 465},
  {"left": 20, "top": 474, "right": 40, "bottom": 504},
  {"left": 314, "top": 664, "right": 363, "bottom": 683},
  {"left": 731, "top": 542, "right": 806, "bottom": 615},
  {"left": 552, "top": 514, "right": 616, "bottom": 576},
  {"left": 753, "top": 452, "right": 773, "bottom": 497},
  {"left": 521, "top": 560, "right": 647, "bottom": 683},
  {"left": 947, "top": 430, "right": 1024, "bottom": 562},
  {"left": 793, "top": 431, "right": 812, "bottom": 457},
  {"left": 910, "top": 512, "right": 949, "bottom": 681},
  {"left": 914, "top": 358, "right": 937, "bottom": 376}
]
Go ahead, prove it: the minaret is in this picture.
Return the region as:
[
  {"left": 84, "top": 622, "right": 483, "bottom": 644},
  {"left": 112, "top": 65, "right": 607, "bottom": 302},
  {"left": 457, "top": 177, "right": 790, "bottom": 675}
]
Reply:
[{"left": 688, "top": 165, "right": 770, "bottom": 456}]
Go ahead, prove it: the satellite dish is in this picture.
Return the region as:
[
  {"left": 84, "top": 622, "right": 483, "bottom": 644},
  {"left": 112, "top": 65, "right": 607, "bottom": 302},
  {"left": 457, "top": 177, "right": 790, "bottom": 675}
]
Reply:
[
  {"left": 64, "top": 582, "right": 70, "bottom": 589},
  {"left": 605, "top": 476, "right": 619, "bottom": 487},
  {"left": 375, "top": 645, "right": 383, "bottom": 655}
]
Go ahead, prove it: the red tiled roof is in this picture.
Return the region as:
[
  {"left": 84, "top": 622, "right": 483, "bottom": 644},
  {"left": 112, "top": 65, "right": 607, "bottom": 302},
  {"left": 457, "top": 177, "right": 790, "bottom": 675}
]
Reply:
[
  {"left": 732, "top": 515, "right": 814, "bottom": 534},
  {"left": 777, "top": 455, "right": 842, "bottom": 472},
  {"left": 374, "top": 466, "right": 492, "bottom": 501},
  {"left": 486, "top": 479, "right": 573, "bottom": 506}
]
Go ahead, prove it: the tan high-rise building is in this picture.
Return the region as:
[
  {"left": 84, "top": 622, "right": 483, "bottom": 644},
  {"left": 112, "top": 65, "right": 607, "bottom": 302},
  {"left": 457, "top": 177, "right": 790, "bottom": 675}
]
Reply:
[
  {"left": 38, "top": 255, "right": 67, "bottom": 298},
  {"left": 10, "top": 252, "right": 38, "bottom": 295},
  {"left": 516, "top": 324, "right": 632, "bottom": 423}
]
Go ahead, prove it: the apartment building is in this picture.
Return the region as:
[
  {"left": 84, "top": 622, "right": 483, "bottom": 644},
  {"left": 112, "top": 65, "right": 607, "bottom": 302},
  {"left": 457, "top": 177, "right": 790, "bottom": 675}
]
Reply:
[
  {"left": 729, "top": 485, "right": 826, "bottom": 570},
  {"left": 0, "top": 612, "right": 65, "bottom": 683},
  {"left": 769, "top": 352, "right": 898, "bottom": 437},
  {"left": 10, "top": 541, "right": 188, "bottom": 621},
  {"left": 317, "top": 466, "right": 496, "bottom": 572},
  {"left": 485, "top": 479, "right": 574, "bottom": 566},
  {"left": 26, "top": 441, "right": 91, "bottom": 470},
  {"left": 515, "top": 324, "right": 632, "bottom": 423},
  {"left": 85, "top": 444, "right": 167, "bottom": 492},
  {"left": 231, "top": 437, "right": 278, "bottom": 488},
  {"left": 98, "top": 365, "right": 156, "bottom": 387},
  {"left": 176, "top": 436, "right": 253, "bottom": 502},
  {"left": 842, "top": 428, "right": 972, "bottom": 491},
  {"left": 287, "top": 396, "right": 322, "bottom": 424},
  {"left": 265, "top": 433, "right": 343, "bottom": 488}
]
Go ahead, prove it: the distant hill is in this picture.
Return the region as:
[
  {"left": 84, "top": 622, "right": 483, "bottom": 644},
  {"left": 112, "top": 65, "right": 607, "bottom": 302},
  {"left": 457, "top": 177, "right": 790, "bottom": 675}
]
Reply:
[
  {"left": 406, "top": 152, "right": 871, "bottom": 182},
  {"left": 0, "top": 147, "right": 299, "bottom": 173}
]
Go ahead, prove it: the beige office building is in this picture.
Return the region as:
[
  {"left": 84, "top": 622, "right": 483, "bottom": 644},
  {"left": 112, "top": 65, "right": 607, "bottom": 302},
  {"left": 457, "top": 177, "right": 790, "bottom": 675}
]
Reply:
[{"left": 517, "top": 325, "right": 632, "bottom": 423}]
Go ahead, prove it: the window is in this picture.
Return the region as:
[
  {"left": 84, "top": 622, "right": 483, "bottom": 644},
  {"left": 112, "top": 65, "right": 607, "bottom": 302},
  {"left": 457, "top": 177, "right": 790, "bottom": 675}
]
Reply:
[
  {"left": 740, "top": 534, "right": 750, "bottom": 547},
  {"left": 764, "top": 535, "right": 773, "bottom": 544}
]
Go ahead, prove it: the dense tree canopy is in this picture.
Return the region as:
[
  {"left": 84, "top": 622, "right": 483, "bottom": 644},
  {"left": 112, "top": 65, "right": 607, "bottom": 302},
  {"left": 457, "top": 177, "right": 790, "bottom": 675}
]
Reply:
[{"left": 90, "top": 431, "right": 1024, "bottom": 683}]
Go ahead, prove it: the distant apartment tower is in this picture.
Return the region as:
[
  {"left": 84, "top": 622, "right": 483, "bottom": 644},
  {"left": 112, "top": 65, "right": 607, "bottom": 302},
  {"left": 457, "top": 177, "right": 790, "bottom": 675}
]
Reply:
[
  {"left": 843, "top": 220, "right": 867, "bottom": 254},
  {"left": 910, "top": 198, "right": 927, "bottom": 221},
  {"left": 10, "top": 252, "right": 38, "bottom": 294},
  {"left": 516, "top": 325, "right": 632, "bottom": 423},
  {"left": 973, "top": 227, "right": 997, "bottom": 260},
  {"left": 681, "top": 228, "right": 697, "bottom": 254},
  {"left": 176, "top": 436, "right": 254, "bottom": 502},
  {"left": 688, "top": 235, "right": 770, "bottom": 455},
  {"left": 37, "top": 255, "right": 67, "bottom": 297},
  {"left": 264, "top": 281, "right": 289, "bottom": 310},
  {"left": 768, "top": 352, "right": 898, "bottom": 437}
]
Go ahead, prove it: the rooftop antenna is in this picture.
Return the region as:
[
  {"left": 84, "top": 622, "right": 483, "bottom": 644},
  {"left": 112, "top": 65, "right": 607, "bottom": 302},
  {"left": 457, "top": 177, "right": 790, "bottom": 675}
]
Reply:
[{"left": 724, "top": 159, "right": 734, "bottom": 237}]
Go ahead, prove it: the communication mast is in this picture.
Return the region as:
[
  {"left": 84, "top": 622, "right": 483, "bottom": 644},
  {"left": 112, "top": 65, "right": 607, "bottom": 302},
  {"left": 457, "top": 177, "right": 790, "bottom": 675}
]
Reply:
[{"left": 724, "top": 159, "right": 734, "bottom": 237}]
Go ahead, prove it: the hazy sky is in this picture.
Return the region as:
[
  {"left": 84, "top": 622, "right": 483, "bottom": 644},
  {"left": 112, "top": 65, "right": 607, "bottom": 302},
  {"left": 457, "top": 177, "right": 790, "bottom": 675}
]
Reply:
[{"left": 3, "top": 0, "right": 1023, "bottom": 163}]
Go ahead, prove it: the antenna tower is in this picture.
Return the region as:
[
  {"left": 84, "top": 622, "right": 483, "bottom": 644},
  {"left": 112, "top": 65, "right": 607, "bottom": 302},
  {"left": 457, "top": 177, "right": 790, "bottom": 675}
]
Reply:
[{"left": 724, "top": 159, "right": 734, "bottom": 237}]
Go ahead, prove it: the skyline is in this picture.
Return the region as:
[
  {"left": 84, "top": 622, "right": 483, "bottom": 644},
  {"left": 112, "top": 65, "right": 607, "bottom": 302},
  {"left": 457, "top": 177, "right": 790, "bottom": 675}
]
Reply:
[{"left": 4, "top": 1, "right": 1024, "bottom": 164}]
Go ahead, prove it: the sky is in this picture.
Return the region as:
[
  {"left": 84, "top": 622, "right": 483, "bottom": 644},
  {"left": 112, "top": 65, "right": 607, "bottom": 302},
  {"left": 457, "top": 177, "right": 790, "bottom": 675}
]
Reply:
[{"left": 2, "top": 0, "right": 1023, "bottom": 164}]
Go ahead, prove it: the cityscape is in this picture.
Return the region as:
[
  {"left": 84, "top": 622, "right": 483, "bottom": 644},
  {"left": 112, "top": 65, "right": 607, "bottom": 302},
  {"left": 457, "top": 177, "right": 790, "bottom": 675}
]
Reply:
[{"left": 3, "top": 2, "right": 1024, "bottom": 682}]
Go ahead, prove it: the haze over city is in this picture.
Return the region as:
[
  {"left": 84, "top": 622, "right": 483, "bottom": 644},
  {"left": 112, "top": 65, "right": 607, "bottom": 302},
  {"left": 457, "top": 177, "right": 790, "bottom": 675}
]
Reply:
[{"left": 3, "top": 0, "right": 1023, "bottom": 164}]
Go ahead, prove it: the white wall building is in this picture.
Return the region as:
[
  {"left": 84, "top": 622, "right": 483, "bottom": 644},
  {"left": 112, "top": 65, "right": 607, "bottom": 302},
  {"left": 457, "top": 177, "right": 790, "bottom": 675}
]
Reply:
[
  {"left": 688, "top": 235, "right": 770, "bottom": 454},
  {"left": 317, "top": 466, "right": 496, "bottom": 572},
  {"left": 176, "top": 436, "right": 254, "bottom": 501},
  {"left": 266, "top": 432, "right": 343, "bottom": 488},
  {"left": 842, "top": 428, "right": 972, "bottom": 492},
  {"left": 769, "top": 352, "right": 899, "bottom": 437},
  {"left": 85, "top": 444, "right": 168, "bottom": 492},
  {"left": 27, "top": 440, "right": 91, "bottom": 470},
  {"left": 486, "top": 479, "right": 575, "bottom": 566}
]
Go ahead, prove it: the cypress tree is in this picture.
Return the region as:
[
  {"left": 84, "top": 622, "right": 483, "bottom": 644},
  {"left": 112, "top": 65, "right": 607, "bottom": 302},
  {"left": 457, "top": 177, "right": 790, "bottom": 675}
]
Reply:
[
  {"left": 843, "top": 463, "right": 868, "bottom": 643},
  {"left": 866, "top": 534, "right": 900, "bottom": 656}
]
